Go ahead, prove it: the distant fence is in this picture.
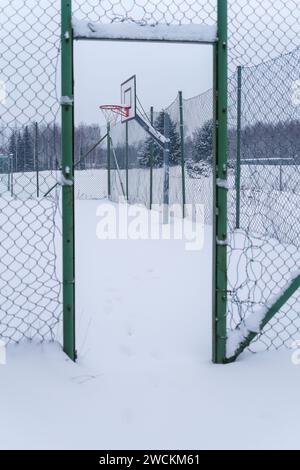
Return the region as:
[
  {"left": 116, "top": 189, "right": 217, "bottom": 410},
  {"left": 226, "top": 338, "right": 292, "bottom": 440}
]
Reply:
[{"left": 1, "top": 47, "right": 299, "bottom": 248}]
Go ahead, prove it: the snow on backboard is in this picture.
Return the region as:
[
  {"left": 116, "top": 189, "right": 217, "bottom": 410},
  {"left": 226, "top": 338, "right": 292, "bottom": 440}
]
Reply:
[{"left": 121, "top": 75, "right": 136, "bottom": 123}]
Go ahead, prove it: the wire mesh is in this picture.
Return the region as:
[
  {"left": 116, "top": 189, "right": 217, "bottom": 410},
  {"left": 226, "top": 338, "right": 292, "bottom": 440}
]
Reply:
[
  {"left": 2, "top": 0, "right": 300, "bottom": 356},
  {"left": 227, "top": 45, "right": 300, "bottom": 353},
  {"left": 72, "top": 0, "right": 217, "bottom": 26},
  {"left": 74, "top": 124, "right": 108, "bottom": 200},
  {"left": 182, "top": 91, "right": 213, "bottom": 225},
  {"left": 0, "top": 155, "right": 11, "bottom": 195},
  {"left": 72, "top": 0, "right": 300, "bottom": 355},
  {"left": 0, "top": 0, "right": 62, "bottom": 343},
  {"left": 127, "top": 121, "right": 151, "bottom": 207}
]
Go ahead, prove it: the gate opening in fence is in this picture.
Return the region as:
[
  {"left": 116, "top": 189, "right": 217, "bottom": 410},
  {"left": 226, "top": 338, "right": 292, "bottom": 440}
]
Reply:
[{"left": 69, "top": 1, "right": 223, "bottom": 364}]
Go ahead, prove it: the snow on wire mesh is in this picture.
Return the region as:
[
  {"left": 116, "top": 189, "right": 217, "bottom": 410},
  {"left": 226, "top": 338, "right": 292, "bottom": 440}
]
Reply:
[
  {"left": 71, "top": 0, "right": 300, "bottom": 356},
  {"left": 74, "top": 0, "right": 300, "bottom": 357},
  {"left": 72, "top": 18, "right": 217, "bottom": 43},
  {"left": 72, "top": 0, "right": 217, "bottom": 26},
  {"left": 1, "top": 0, "right": 300, "bottom": 356},
  {"left": 226, "top": 45, "right": 300, "bottom": 356}
]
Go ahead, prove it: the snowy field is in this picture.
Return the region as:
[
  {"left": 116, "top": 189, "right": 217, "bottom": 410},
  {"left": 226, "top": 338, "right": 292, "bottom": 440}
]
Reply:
[
  {"left": 74, "top": 165, "right": 299, "bottom": 242},
  {"left": 5, "top": 164, "right": 298, "bottom": 239},
  {"left": 1, "top": 199, "right": 300, "bottom": 450}
]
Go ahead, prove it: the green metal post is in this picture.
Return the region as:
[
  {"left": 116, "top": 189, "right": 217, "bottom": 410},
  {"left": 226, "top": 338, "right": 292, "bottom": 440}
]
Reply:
[
  {"left": 179, "top": 91, "right": 186, "bottom": 218},
  {"left": 61, "top": 0, "right": 76, "bottom": 361},
  {"left": 107, "top": 122, "right": 111, "bottom": 198},
  {"left": 235, "top": 66, "right": 242, "bottom": 229},
  {"left": 163, "top": 112, "right": 170, "bottom": 224},
  {"left": 7, "top": 155, "right": 11, "bottom": 192},
  {"left": 125, "top": 121, "right": 129, "bottom": 200},
  {"left": 150, "top": 106, "right": 154, "bottom": 210},
  {"left": 34, "top": 122, "right": 40, "bottom": 198},
  {"left": 212, "top": 0, "right": 228, "bottom": 364},
  {"left": 10, "top": 154, "right": 14, "bottom": 197}
]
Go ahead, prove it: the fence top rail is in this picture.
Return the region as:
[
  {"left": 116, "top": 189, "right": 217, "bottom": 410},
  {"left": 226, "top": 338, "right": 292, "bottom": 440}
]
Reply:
[
  {"left": 240, "top": 158, "right": 296, "bottom": 166},
  {"left": 72, "top": 18, "right": 218, "bottom": 44}
]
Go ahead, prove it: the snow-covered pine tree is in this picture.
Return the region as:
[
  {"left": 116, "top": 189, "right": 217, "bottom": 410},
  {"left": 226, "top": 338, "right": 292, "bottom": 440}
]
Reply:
[
  {"left": 187, "top": 119, "right": 213, "bottom": 178},
  {"left": 139, "top": 111, "right": 181, "bottom": 167},
  {"left": 192, "top": 119, "right": 213, "bottom": 163}
]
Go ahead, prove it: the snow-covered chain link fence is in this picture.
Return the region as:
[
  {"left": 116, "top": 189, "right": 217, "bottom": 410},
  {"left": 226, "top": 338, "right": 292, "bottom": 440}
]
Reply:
[
  {"left": 72, "top": 0, "right": 217, "bottom": 27},
  {"left": 1, "top": 0, "right": 300, "bottom": 358},
  {"left": 227, "top": 44, "right": 300, "bottom": 354},
  {"left": 76, "top": 0, "right": 300, "bottom": 356}
]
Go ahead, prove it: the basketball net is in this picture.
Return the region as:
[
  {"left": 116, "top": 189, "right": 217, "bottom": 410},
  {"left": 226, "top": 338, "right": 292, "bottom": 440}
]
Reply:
[{"left": 100, "top": 105, "right": 129, "bottom": 127}]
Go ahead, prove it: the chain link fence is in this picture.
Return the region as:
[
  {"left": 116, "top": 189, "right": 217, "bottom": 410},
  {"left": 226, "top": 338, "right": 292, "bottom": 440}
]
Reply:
[
  {"left": 72, "top": 0, "right": 217, "bottom": 26},
  {"left": 0, "top": 0, "right": 62, "bottom": 343},
  {"left": 0, "top": 154, "right": 11, "bottom": 194},
  {"left": 227, "top": 44, "right": 300, "bottom": 354},
  {"left": 79, "top": 0, "right": 300, "bottom": 357},
  {"left": 74, "top": 124, "right": 107, "bottom": 200},
  {"left": 1, "top": 0, "right": 300, "bottom": 358},
  {"left": 77, "top": 89, "right": 214, "bottom": 226}
]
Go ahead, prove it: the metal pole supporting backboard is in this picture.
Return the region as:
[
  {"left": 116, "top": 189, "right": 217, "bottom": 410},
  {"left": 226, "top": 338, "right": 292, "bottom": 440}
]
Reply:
[
  {"left": 125, "top": 121, "right": 129, "bottom": 200},
  {"left": 107, "top": 122, "right": 111, "bottom": 198}
]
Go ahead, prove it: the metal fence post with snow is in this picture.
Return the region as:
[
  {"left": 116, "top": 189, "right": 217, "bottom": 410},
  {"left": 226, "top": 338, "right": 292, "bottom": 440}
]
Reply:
[
  {"left": 61, "top": 0, "right": 76, "bottom": 362},
  {"left": 212, "top": 0, "right": 228, "bottom": 364}
]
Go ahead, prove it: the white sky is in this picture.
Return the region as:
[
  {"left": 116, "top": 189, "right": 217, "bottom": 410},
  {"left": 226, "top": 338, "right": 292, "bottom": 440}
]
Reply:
[{"left": 74, "top": 41, "right": 213, "bottom": 126}]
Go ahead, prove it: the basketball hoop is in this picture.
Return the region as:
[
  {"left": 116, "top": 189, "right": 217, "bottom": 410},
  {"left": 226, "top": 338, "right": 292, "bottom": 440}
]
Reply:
[{"left": 100, "top": 104, "right": 130, "bottom": 126}]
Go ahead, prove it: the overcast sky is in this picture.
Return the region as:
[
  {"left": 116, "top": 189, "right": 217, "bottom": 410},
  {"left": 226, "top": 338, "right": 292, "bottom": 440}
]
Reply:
[
  {"left": 2, "top": 0, "right": 299, "bottom": 130},
  {"left": 74, "top": 41, "right": 213, "bottom": 126}
]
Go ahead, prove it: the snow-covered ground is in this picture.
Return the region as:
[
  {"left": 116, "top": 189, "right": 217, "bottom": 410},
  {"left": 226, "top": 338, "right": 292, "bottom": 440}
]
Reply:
[{"left": 1, "top": 199, "right": 300, "bottom": 450}]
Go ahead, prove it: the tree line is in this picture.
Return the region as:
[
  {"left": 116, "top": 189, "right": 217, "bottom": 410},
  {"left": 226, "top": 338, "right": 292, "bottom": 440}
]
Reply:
[
  {"left": 1, "top": 123, "right": 61, "bottom": 173},
  {"left": 0, "top": 117, "right": 299, "bottom": 175}
]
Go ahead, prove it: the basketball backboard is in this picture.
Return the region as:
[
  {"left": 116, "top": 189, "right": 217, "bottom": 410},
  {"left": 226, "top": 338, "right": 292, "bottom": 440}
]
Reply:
[{"left": 121, "top": 75, "right": 136, "bottom": 123}]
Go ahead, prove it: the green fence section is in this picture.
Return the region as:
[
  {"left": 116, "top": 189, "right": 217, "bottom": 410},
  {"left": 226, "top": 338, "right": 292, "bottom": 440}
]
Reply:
[{"left": 226, "top": 46, "right": 300, "bottom": 359}]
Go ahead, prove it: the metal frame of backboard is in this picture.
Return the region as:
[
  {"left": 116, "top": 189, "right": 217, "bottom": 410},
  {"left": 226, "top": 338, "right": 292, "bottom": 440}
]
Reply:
[{"left": 121, "top": 75, "right": 137, "bottom": 123}]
